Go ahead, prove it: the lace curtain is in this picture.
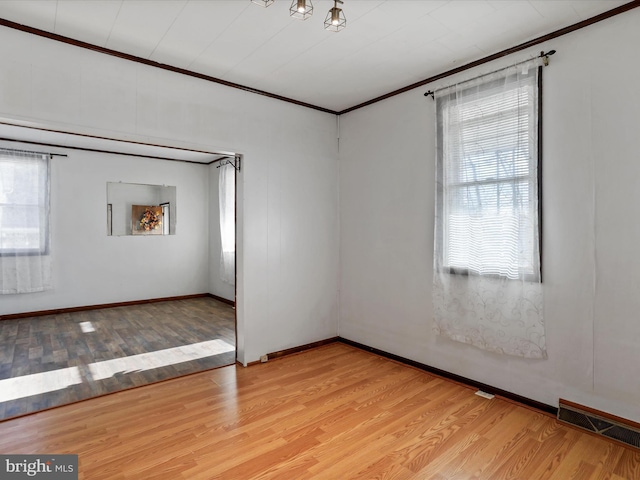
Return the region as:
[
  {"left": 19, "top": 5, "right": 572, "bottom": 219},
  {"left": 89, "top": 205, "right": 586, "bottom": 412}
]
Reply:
[
  {"left": 0, "top": 148, "right": 52, "bottom": 294},
  {"left": 432, "top": 60, "right": 546, "bottom": 359},
  {"left": 219, "top": 161, "right": 235, "bottom": 285}
]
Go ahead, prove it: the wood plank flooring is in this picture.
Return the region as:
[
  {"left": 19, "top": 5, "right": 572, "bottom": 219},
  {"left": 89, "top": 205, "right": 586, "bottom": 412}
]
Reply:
[
  {"left": 0, "top": 343, "right": 637, "bottom": 479},
  {"left": 0, "top": 297, "right": 235, "bottom": 420}
]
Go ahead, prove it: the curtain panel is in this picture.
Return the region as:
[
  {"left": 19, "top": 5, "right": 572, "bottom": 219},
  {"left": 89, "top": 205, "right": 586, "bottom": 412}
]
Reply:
[
  {"left": 432, "top": 60, "right": 546, "bottom": 359},
  {"left": 0, "top": 149, "right": 52, "bottom": 294},
  {"left": 219, "top": 162, "right": 235, "bottom": 285}
]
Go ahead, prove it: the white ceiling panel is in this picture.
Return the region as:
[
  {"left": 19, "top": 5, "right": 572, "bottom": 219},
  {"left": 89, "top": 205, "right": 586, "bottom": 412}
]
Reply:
[
  {"left": 527, "top": 0, "right": 579, "bottom": 19},
  {"left": 475, "top": 1, "right": 543, "bottom": 36},
  {"left": 429, "top": 0, "right": 497, "bottom": 32},
  {"left": 569, "top": 0, "right": 622, "bottom": 20},
  {"left": 54, "top": 1, "right": 122, "bottom": 47},
  {"left": 345, "top": 3, "right": 420, "bottom": 42},
  {"left": 376, "top": 1, "right": 448, "bottom": 18},
  {"left": 105, "top": 0, "right": 189, "bottom": 59},
  {"left": 148, "top": 1, "right": 243, "bottom": 69},
  {"left": 189, "top": 3, "right": 294, "bottom": 78},
  {"left": 0, "top": 0, "right": 57, "bottom": 31},
  {"left": 229, "top": 19, "right": 331, "bottom": 82},
  {"left": 385, "top": 16, "right": 451, "bottom": 49},
  {"left": 0, "top": 0, "right": 632, "bottom": 112}
]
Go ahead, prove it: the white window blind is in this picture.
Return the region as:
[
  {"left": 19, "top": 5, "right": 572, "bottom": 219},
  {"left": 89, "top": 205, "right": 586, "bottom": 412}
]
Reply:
[{"left": 436, "top": 69, "right": 540, "bottom": 281}]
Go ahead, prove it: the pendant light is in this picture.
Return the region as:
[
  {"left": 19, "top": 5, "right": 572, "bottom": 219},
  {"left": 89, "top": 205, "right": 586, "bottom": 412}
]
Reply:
[
  {"left": 324, "top": 0, "right": 346, "bottom": 32},
  {"left": 290, "top": 0, "right": 313, "bottom": 20},
  {"left": 251, "top": 0, "right": 347, "bottom": 32}
]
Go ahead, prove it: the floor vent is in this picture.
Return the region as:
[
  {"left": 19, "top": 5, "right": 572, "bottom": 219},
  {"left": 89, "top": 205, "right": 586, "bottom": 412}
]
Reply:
[{"left": 558, "top": 400, "right": 640, "bottom": 449}]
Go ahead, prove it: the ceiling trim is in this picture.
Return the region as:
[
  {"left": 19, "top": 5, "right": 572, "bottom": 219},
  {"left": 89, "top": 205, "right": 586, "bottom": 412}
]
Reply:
[
  {"left": 0, "top": 17, "right": 338, "bottom": 116},
  {"left": 0, "top": 121, "right": 231, "bottom": 164},
  {"left": 339, "top": 0, "right": 640, "bottom": 115},
  {"left": 0, "top": 1, "right": 638, "bottom": 118}
]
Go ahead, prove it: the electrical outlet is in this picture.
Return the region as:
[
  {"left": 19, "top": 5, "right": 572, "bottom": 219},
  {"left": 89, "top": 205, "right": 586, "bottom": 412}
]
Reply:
[{"left": 260, "top": 355, "right": 268, "bottom": 363}]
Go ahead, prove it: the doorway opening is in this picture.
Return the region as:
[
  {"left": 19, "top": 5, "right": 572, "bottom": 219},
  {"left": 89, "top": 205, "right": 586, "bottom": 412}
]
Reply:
[{"left": 0, "top": 124, "right": 240, "bottom": 421}]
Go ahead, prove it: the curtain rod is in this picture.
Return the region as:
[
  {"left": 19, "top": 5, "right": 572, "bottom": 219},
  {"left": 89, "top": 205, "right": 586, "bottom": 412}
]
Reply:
[
  {"left": 0, "top": 136, "right": 218, "bottom": 164},
  {"left": 424, "top": 49, "right": 556, "bottom": 99},
  {"left": 216, "top": 156, "right": 241, "bottom": 172},
  {"left": 0, "top": 145, "right": 67, "bottom": 157}
]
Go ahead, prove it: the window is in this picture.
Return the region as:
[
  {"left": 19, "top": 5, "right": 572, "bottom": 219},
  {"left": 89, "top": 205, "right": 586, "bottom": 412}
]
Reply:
[
  {"left": 432, "top": 62, "right": 546, "bottom": 358},
  {"left": 160, "top": 202, "right": 170, "bottom": 236},
  {"left": 435, "top": 67, "right": 541, "bottom": 281},
  {"left": 0, "top": 150, "right": 50, "bottom": 255}
]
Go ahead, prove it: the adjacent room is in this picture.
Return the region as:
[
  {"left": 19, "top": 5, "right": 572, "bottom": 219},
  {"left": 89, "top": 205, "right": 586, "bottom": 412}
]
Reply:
[
  {"left": 0, "top": 131, "right": 239, "bottom": 419},
  {"left": 0, "top": 1, "right": 639, "bottom": 478}
]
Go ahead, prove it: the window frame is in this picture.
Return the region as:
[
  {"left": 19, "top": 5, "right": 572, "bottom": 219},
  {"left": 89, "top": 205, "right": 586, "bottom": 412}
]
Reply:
[
  {"left": 434, "top": 66, "right": 543, "bottom": 281},
  {"left": 160, "top": 202, "right": 170, "bottom": 236},
  {"left": 0, "top": 152, "right": 51, "bottom": 257}
]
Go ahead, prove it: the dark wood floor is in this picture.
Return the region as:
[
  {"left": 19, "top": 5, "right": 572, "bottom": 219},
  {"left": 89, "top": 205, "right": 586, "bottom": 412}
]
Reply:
[
  {"left": 0, "top": 297, "right": 235, "bottom": 421},
  {"left": 0, "top": 343, "right": 637, "bottom": 479}
]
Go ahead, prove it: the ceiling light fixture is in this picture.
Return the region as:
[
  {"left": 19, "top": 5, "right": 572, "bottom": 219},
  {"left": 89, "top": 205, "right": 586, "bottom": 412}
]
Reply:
[
  {"left": 251, "top": 1, "right": 346, "bottom": 32},
  {"left": 324, "top": 0, "right": 346, "bottom": 32},
  {"left": 289, "top": 0, "right": 313, "bottom": 20}
]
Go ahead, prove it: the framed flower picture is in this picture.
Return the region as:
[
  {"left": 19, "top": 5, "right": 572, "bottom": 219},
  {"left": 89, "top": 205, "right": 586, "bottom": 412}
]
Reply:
[{"left": 131, "top": 205, "right": 163, "bottom": 235}]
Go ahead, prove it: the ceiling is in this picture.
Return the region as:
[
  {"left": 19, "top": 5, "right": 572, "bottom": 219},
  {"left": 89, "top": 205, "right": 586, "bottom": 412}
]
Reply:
[{"left": 0, "top": 0, "right": 631, "bottom": 113}]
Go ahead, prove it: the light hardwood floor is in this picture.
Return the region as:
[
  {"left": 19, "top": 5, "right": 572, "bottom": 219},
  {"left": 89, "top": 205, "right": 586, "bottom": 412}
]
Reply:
[{"left": 0, "top": 343, "right": 638, "bottom": 479}]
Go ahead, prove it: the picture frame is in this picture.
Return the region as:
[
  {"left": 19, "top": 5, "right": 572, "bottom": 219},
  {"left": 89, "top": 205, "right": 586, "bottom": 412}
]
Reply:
[{"left": 131, "top": 205, "right": 163, "bottom": 235}]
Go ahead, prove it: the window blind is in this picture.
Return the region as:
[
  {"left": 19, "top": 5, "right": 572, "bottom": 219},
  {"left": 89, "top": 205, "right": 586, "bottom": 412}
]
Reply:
[{"left": 436, "top": 69, "right": 540, "bottom": 281}]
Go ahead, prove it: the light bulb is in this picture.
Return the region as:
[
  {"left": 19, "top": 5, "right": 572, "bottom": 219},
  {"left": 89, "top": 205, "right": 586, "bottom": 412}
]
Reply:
[
  {"left": 290, "top": 0, "right": 314, "bottom": 21},
  {"left": 331, "top": 8, "right": 340, "bottom": 25}
]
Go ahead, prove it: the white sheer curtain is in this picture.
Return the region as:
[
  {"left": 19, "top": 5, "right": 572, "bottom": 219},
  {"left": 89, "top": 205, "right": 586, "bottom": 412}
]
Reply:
[
  {"left": 432, "top": 59, "right": 546, "bottom": 359},
  {"left": 219, "top": 161, "right": 235, "bottom": 285},
  {"left": 0, "top": 148, "right": 52, "bottom": 294}
]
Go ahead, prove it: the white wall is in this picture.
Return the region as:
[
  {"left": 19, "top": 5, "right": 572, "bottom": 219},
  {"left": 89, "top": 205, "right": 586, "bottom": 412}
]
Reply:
[
  {"left": 339, "top": 9, "right": 640, "bottom": 422},
  {"left": 0, "top": 25, "right": 340, "bottom": 366},
  {"left": 209, "top": 163, "right": 235, "bottom": 302}
]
